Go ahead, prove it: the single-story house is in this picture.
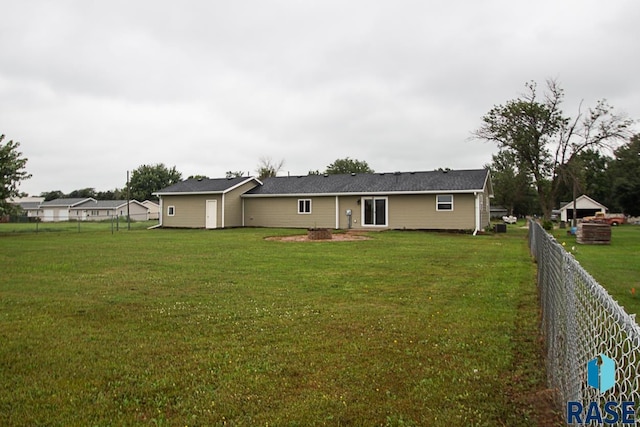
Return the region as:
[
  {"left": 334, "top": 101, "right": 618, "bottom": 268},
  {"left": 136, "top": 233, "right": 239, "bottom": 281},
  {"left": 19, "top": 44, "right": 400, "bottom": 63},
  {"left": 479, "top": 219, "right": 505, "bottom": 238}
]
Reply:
[
  {"left": 154, "top": 169, "right": 493, "bottom": 233},
  {"left": 7, "top": 197, "right": 45, "bottom": 219},
  {"left": 39, "top": 198, "right": 96, "bottom": 222},
  {"left": 558, "top": 195, "right": 607, "bottom": 222},
  {"left": 142, "top": 200, "right": 160, "bottom": 220},
  {"left": 68, "top": 199, "right": 149, "bottom": 221}
]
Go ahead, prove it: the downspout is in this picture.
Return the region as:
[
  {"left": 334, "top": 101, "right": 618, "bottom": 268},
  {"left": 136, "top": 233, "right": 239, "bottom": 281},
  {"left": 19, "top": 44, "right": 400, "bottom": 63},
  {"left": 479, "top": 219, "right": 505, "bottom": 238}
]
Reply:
[
  {"left": 335, "top": 196, "right": 340, "bottom": 229},
  {"left": 241, "top": 198, "right": 245, "bottom": 227},
  {"left": 158, "top": 197, "right": 163, "bottom": 227},
  {"left": 221, "top": 193, "right": 225, "bottom": 228},
  {"left": 473, "top": 192, "right": 480, "bottom": 236}
]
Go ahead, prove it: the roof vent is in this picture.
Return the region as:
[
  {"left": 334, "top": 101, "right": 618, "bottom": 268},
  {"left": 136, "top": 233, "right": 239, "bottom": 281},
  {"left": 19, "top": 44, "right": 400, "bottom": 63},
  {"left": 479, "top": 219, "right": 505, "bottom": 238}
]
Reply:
[
  {"left": 323, "top": 173, "right": 329, "bottom": 177},
  {"left": 197, "top": 177, "right": 203, "bottom": 181},
  {"left": 351, "top": 173, "right": 356, "bottom": 176},
  {"left": 393, "top": 171, "right": 401, "bottom": 175}
]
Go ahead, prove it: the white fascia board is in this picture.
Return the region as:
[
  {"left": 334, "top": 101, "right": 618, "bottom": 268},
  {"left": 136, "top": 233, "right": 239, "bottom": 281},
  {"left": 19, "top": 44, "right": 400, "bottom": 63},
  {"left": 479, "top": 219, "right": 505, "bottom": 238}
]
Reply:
[{"left": 222, "top": 177, "right": 260, "bottom": 194}]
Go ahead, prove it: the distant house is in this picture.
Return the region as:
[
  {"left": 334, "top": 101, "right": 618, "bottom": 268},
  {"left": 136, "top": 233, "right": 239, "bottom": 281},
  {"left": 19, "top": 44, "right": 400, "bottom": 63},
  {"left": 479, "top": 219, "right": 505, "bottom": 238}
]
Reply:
[
  {"left": 7, "top": 197, "right": 45, "bottom": 220},
  {"left": 558, "top": 195, "right": 607, "bottom": 222},
  {"left": 39, "top": 198, "right": 96, "bottom": 222},
  {"left": 154, "top": 169, "right": 493, "bottom": 233},
  {"left": 141, "top": 200, "right": 160, "bottom": 220},
  {"left": 69, "top": 200, "right": 149, "bottom": 221}
]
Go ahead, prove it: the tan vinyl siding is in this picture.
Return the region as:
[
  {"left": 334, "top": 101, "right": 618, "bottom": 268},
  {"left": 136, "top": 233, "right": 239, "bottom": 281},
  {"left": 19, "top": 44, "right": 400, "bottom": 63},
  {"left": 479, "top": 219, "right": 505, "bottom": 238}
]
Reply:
[
  {"left": 383, "top": 194, "right": 475, "bottom": 230},
  {"left": 162, "top": 195, "right": 221, "bottom": 228},
  {"left": 224, "top": 181, "right": 258, "bottom": 228},
  {"left": 245, "top": 193, "right": 477, "bottom": 230},
  {"left": 244, "top": 196, "right": 336, "bottom": 228}
]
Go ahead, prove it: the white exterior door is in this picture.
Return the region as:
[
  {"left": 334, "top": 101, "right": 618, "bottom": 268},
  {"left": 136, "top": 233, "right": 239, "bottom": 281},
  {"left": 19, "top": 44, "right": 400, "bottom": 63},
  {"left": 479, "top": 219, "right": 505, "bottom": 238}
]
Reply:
[{"left": 206, "top": 200, "right": 217, "bottom": 229}]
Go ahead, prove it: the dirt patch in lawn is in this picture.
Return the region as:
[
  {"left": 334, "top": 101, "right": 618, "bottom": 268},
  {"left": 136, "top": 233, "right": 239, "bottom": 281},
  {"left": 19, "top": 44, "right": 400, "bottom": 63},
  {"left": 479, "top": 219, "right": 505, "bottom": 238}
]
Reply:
[{"left": 265, "top": 231, "right": 371, "bottom": 242}]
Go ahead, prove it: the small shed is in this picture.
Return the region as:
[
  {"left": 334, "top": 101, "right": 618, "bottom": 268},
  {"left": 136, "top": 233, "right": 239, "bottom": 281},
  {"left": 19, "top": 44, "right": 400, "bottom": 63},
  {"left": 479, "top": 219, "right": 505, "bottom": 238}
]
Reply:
[{"left": 559, "top": 195, "right": 607, "bottom": 222}]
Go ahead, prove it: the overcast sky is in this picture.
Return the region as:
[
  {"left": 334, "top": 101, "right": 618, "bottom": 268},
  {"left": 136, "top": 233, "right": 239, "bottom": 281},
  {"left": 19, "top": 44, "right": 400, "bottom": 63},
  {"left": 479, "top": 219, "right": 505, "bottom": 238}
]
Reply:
[{"left": 2, "top": 0, "right": 639, "bottom": 196}]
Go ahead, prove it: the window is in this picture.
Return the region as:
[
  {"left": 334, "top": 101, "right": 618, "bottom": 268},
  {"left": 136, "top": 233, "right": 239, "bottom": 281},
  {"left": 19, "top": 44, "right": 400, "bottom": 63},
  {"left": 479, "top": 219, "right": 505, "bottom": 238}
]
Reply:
[
  {"left": 298, "top": 199, "right": 311, "bottom": 214},
  {"left": 167, "top": 206, "right": 175, "bottom": 216},
  {"left": 436, "top": 195, "right": 453, "bottom": 211},
  {"left": 362, "top": 197, "right": 387, "bottom": 226}
]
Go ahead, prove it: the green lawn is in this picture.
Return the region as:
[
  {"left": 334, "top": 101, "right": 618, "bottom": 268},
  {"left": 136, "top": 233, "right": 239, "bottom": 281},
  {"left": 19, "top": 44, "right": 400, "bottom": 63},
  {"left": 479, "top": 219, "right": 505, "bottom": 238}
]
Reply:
[
  {"left": 0, "top": 226, "right": 556, "bottom": 426},
  {"left": 551, "top": 224, "right": 640, "bottom": 317}
]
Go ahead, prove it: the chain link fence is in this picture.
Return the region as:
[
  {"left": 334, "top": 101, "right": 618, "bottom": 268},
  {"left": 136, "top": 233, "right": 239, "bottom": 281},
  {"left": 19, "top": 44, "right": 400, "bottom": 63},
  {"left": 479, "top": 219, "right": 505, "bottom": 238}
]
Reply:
[
  {"left": 528, "top": 219, "right": 640, "bottom": 423},
  {"left": 0, "top": 214, "right": 157, "bottom": 233}
]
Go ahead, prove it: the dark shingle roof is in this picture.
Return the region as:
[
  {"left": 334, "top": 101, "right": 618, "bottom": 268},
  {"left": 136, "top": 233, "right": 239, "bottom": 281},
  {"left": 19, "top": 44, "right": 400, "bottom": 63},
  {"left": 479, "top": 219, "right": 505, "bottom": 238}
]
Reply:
[
  {"left": 154, "top": 177, "right": 256, "bottom": 195},
  {"left": 40, "top": 198, "right": 95, "bottom": 207},
  {"left": 73, "top": 200, "right": 143, "bottom": 209},
  {"left": 245, "top": 169, "right": 490, "bottom": 196}
]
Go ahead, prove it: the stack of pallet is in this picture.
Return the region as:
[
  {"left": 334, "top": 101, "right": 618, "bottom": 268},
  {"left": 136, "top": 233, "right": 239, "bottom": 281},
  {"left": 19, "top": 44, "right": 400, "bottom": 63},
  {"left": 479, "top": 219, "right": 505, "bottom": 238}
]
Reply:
[{"left": 577, "top": 223, "right": 611, "bottom": 245}]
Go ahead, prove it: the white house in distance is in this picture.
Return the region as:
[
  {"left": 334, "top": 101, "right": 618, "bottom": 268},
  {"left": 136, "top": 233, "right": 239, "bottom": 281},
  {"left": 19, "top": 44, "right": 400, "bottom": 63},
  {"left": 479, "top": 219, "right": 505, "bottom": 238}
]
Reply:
[
  {"left": 558, "top": 195, "right": 607, "bottom": 222},
  {"left": 39, "top": 198, "right": 96, "bottom": 222},
  {"left": 17, "top": 198, "right": 157, "bottom": 222},
  {"left": 141, "top": 200, "right": 160, "bottom": 220},
  {"left": 7, "top": 196, "right": 45, "bottom": 220},
  {"left": 68, "top": 199, "right": 149, "bottom": 221}
]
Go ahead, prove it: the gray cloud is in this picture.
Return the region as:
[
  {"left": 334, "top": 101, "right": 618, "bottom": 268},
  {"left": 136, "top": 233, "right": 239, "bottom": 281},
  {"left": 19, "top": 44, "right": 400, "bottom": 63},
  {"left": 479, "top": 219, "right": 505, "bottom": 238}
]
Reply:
[{"left": 2, "top": 0, "right": 639, "bottom": 195}]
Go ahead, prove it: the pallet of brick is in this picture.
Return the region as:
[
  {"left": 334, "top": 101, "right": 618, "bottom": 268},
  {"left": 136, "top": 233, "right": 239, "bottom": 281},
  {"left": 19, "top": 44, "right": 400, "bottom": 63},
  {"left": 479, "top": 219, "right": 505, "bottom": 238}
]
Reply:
[{"left": 577, "top": 223, "right": 611, "bottom": 245}]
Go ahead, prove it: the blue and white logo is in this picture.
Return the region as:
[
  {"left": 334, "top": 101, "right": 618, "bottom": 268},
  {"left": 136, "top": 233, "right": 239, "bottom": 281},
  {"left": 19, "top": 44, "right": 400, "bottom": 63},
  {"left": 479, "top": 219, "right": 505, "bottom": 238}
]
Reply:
[
  {"left": 587, "top": 354, "right": 616, "bottom": 393},
  {"left": 567, "top": 353, "right": 637, "bottom": 425}
]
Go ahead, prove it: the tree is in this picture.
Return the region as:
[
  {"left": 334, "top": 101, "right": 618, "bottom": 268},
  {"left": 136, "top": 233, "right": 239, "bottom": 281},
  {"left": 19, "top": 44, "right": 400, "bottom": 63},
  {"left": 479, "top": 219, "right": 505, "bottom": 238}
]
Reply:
[
  {"left": 256, "top": 157, "right": 284, "bottom": 180},
  {"left": 325, "top": 158, "right": 374, "bottom": 174},
  {"left": 68, "top": 188, "right": 97, "bottom": 199},
  {"left": 127, "top": 163, "right": 182, "bottom": 202},
  {"left": 486, "top": 150, "right": 537, "bottom": 216},
  {"left": 96, "top": 189, "right": 123, "bottom": 200},
  {"left": 473, "top": 79, "right": 633, "bottom": 219},
  {"left": 225, "top": 171, "right": 244, "bottom": 179},
  {"left": 0, "top": 134, "right": 31, "bottom": 215},
  {"left": 40, "top": 190, "right": 65, "bottom": 201},
  {"left": 555, "top": 149, "right": 615, "bottom": 210},
  {"left": 610, "top": 135, "right": 640, "bottom": 215}
]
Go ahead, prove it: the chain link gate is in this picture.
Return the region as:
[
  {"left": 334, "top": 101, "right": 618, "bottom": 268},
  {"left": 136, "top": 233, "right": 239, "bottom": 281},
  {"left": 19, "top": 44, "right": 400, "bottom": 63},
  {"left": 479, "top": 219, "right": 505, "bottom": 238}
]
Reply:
[{"left": 528, "top": 220, "right": 640, "bottom": 425}]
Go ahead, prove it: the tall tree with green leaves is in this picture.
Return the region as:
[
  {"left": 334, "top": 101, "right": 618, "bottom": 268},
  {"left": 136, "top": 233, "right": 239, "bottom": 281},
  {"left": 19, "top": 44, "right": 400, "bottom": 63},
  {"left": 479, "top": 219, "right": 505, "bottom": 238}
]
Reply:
[
  {"left": 486, "top": 150, "right": 537, "bottom": 216},
  {"left": 325, "top": 158, "right": 374, "bottom": 174},
  {"left": 555, "top": 149, "right": 615, "bottom": 210},
  {"left": 0, "top": 134, "right": 32, "bottom": 215},
  {"left": 610, "top": 135, "right": 640, "bottom": 216},
  {"left": 473, "top": 79, "right": 632, "bottom": 219},
  {"left": 127, "top": 163, "right": 182, "bottom": 202}
]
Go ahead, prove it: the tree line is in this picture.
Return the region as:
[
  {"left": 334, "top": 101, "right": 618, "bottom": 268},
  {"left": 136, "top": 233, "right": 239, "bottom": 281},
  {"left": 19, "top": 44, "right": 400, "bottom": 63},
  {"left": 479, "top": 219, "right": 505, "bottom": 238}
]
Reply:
[{"left": 477, "top": 79, "right": 639, "bottom": 217}]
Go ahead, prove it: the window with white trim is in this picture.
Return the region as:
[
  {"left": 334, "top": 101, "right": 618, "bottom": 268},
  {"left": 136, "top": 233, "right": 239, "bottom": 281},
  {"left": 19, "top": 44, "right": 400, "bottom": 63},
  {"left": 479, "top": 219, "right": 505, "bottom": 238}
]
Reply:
[
  {"left": 298, "top": 199, "right": 311, "bottom": 214},
  {"left": 167, "top": 206, "right": 175, "bottom": 216},
  {"left": 436, "top": 195, "right": 453, "bottom": 211},
  {"left": 362, "top": 197, "right": 387, "bottom": 226}
]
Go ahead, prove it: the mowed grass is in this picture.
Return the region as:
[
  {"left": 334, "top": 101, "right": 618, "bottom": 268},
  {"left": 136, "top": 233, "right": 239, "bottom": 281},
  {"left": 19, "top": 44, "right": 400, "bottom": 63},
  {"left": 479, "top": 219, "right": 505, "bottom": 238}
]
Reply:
[
  {"left": 0, "top": 226, "right": 552, "bottom": 426},
  {"left": 552, "top": 224, "right": 640, "bottom": 317}
]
